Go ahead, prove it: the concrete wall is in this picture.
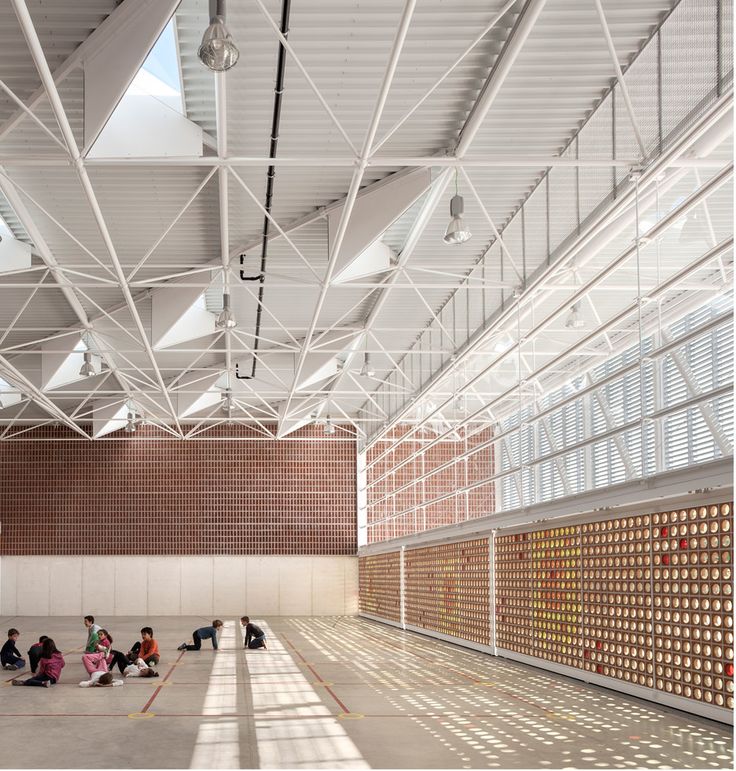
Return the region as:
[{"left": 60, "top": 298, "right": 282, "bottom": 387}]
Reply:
[{"left": 0, "top": 555, "right": 358, "bottom": 616}]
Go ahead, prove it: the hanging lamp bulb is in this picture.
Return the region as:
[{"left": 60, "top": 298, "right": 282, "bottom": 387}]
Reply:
[
  {"left": 360, "top": 352, "right": 375, "bottom": 378},
  {"left": 324, "top": 415, "right": 336, "bottom": 435},
  {"left": 221, "top": 388, "right": 234, "bottom": 415},
  {"left": 443, "top": 193, "right": 472, "bottom": 244},
  {"left": 443, "top": 171, "right": 471, "bottom": 245},
  {"left": 124, "top": 411, "right": 136, "bottom": 434},
  {"left": 216, "top": 292, "right": 237, "bottom": 329},
  {"left": 198, "top": 0, "right": 240, "bottom": 72},
  {"left": 79, "top": 350, "right": 96, "bottom": 377},
  {"left": 565, "top": 301, "right": 585, "bottom": 329}
]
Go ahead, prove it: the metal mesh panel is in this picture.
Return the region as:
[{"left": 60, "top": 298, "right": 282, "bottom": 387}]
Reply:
[
  {"left": 661, "top": 0, "right": 719, "bottom": 148},
  {"left": 720, "top": 0, "right": 734, "bottom": 89},
  {"left": 616, "top": 33, "right": 662, "bottom": 161},
  {"left": 578, "top": 97, "right": 616, "bottom": 225},
  {"left": 522, "top": 177, "right": 549, "bottom": 273}
]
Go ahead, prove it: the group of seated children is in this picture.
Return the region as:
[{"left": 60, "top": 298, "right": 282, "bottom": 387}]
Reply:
[
  {"left": 4, "top": 617, "right": 161, "bottom": 688},
  {"left": 81, "top": 617, "right": 160, "bottom": 687},
  {"left": 4, "top": 614, "right": 267, "bottom": 689}
]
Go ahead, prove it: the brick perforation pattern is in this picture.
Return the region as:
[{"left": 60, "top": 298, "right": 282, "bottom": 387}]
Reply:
[
  {"left": 496, "top": 501, "right": 734, "bottom": 710},
  {"left": 0, "top": 433, "right": 356, "bottom": 555},
  {"left": 405, "top": 539, "right": 490, "bottom": 646},
  {"left": 366, "top": 426, "right": 494, "bottom": 543},
  {"left": 495, "top": 533, "right": 532, "bottom": 651},
  {"left": 358, "top": 552, "right": 401, "bottom": 621},
  {"left": 532, "top": 526, "right": 583, "bottom": 668}
]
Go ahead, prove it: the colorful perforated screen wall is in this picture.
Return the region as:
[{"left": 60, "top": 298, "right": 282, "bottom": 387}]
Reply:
[
  {"left": 358, "top": 551, "right": 402, "bottom": 622},
  {"left": 495, "top": 502, "right": 734, "bottom": 710},
  {"left": 405, "top": 539, "right": 491, "bottom": 646}
]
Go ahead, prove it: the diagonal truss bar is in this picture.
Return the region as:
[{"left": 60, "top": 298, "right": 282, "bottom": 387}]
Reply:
[
  {"left": 277, "top": 0, "right": 418, "bottom": 435},
  {"left": 127, "top": 166, "right": 219, "bottom": 281},
  {"left": 251, "top": 0, "right": 359, "bottom": 156},
  {"left": 11, "top": 0, "right": 183, "bottom": 436}
]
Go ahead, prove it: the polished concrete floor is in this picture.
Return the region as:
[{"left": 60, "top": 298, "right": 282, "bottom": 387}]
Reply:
[{"left": 0, "top": 615, "right": 732, "bottom": 769}]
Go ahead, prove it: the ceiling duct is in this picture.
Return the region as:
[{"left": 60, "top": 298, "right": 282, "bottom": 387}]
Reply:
[{"left": 238, "top": 0, "right": 291, "bottom": 381}]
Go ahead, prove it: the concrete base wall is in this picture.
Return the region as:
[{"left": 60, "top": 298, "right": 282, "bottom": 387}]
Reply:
[{"left": 0, "top": 555, "right": 358, "bottom": 616}]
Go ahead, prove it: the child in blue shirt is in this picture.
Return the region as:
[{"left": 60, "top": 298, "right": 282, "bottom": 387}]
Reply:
[
  {"left": 177, "top": 620, "right": 223, "bottom": 651},
  {"left": 1, "top": 628, "right": 25, "bottom": 670}
]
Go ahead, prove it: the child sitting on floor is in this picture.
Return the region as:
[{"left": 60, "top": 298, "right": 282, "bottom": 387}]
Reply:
[
  {"left": 127, "top": 627, "right": 160, "bottom": 667},
  {"left": 12, "top": 639, "right": 64, "bottom": 687},
  {"left": 83, "top": 616, "right": 101, "bottom": 652},
  {"left": 82, "top": 629, "right": 112, "bottom": 675},
  {"left": 27, "top": 635, "right": 49, "bottom": 674},
  {"left": 1, "top": 628, "right": 25, "bottom": 670}
]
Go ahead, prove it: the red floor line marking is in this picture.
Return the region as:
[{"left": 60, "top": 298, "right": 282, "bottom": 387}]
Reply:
[
  {"left": 140, "top": 650, "right": 184, "bottom": 713},
  {"left": 281, "top": 635, "right": 352, "bottom": 715}
]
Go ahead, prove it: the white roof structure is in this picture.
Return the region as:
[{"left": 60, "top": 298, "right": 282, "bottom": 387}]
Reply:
[{"left": 0, "top": 0, "right": 731, "bottom": 442}]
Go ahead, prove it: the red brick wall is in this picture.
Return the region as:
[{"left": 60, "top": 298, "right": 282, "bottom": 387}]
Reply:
[
  {"left": 365, "top": 424, "right": 495, "bottom": 543},
  {"left": 0, "top": 424, "right": 357, "bottom": 556}
]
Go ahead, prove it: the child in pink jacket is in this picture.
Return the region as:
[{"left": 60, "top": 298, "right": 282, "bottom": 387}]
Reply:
[
  {"left": 12, "top": 639, "right": 64, "bottom": 687},
  {"left": 82, "top": 628, "right": 112, "bottom": 675}
]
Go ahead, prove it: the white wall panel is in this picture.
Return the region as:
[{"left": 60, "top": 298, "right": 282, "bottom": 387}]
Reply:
[
  {"left": 1, "top": 556, "right": 358, "bottom": 616},
  {"left": 245, "top": 557, "right": 281, "bottom": 615},
  {"left": 0, "top": 557, "right": 17, "bottom": 616},
  {"left": 213, "top": 557, "right": 247, "bottom": 616},
  {"left": 17, "top": 558, "right": 50, "bottom": 616},
  {"left": 114, "top": 557, "right": 149, "bottom": 615},
  {"left": 82, "top": 556, "right": 115, "bottom": 616},
  {"left": 344, "top": 558, "right": 359, "bottom": 614},
  {"left": 147, "top": 557, "right": 182, "bottom": 615},
  {"left": 180, "top": 556, "right": 214, "bottom": 615},
  {"left": 312, "top": 557, "right": 345, "bottom": 615},
  {"left": 49, "top": 558, "right": 83, "bottom": 616},
  {"left": 279, "top": 557, "right": 313, "bottom": 615}
]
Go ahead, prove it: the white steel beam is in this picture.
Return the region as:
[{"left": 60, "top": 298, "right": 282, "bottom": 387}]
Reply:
[
  {"left": 276, "top": 0, "right": 417, "bottom": 437},
  {"left": 11, "top": 0, "right": 183, "bottom": 436}
]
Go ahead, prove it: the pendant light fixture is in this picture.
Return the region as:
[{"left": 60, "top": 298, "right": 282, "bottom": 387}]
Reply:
[
  {"left": 565, "top": 301, "right": 585, "bottom": 329},
  {"left": 79, "top": 350, "right": 96, "bottom": 377},
  {"left": 443, "top": 169, "right": 472, "bottom": 245},
  {"left": 215, "top": 291, "right": 237, "bottom": 329},
  {"left": 360, "top": 352, "right": 375, "bottom": 378},
  {"left": 221, "top": 388, "right": 234, "bottom": 417},
  {"left": 124, "top": 410, "right": 136, "bottom": 433},
  {"left": 198, "top": 0, "right": 240, "bottom": 72},
  {"left": 324, "top": 415, "right": 336, "bottom": 435}
]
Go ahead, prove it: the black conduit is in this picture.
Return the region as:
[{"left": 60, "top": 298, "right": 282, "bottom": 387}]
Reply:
[{"left": 237, "top": 0, "right": 291, "bottom": 380}]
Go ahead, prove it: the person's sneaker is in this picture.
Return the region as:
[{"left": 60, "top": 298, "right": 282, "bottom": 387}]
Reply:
[
  {"left": 177, "top": 643, "right": 187, "bottom": 651},
  {"left": 3, "top": 664, "right": 15, "bottom": 670},
  {"left": 11, "top": 679, "right": 23, "bottom": 686},
  {"left": 148, "top": 660, "right": 156, "bottom": 667},
  {"left": 42, "top": 680, "right": 51, "bottom": 687}
]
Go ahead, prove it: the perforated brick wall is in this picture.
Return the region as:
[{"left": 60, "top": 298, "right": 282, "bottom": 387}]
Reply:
[
  {"left": 495, "top": 501, "right": 734, "bottom": 710},
  {"left": 0, "top": 424, "right": 357, "bottom": 556},
  {"left": 365, "top": 425, "right": 495, "bottom": 543},
  {"left": 358, "top": 551, "right": 401, "bottom": 621}
]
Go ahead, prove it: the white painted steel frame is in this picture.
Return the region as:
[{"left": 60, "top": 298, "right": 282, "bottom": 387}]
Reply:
[{"left": 0, "top": 0, "right": 730, "bottom": 447}]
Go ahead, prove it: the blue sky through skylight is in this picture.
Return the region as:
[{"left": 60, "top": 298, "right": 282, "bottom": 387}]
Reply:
[
  {"left": 142, "top": 22, "right": 181, "bottom": 92},
  {"left": 129, "top": 20, "right": 184, "bottom": 114}
]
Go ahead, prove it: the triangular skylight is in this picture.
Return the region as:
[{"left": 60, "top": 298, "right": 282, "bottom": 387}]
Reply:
[{"left": 87, "top": 19, "right": 202, "bottom": 158}]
